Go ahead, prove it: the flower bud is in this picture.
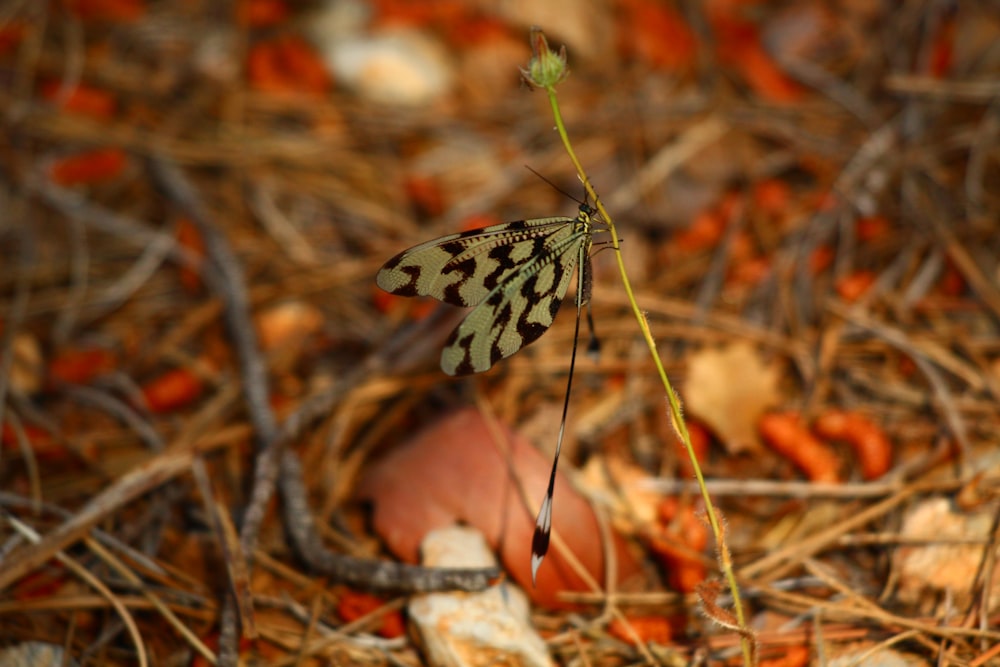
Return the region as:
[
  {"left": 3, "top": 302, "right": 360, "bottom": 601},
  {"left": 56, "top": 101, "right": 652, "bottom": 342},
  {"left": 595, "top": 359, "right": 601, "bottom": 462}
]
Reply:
[{"left": 520, "top": 27, "right": 568, "bottom": 88}]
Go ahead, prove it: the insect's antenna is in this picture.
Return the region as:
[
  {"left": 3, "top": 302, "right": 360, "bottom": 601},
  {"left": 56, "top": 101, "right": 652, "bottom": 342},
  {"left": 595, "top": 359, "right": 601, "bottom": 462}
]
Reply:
[{"left": 524, "top": 165, "right": 584, "bottom": 205}]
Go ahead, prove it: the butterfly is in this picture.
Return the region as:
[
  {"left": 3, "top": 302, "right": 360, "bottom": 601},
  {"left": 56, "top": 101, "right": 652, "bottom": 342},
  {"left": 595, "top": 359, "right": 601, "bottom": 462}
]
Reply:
[{"left": 377, "top": 202, "right": 605, "bottom": 582}]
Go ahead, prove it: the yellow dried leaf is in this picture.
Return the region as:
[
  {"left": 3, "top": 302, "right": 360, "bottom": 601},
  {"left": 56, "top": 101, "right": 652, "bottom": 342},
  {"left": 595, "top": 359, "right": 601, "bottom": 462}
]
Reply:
[{"left": 683, "top": 342, "right": 782, "bottom": 454}]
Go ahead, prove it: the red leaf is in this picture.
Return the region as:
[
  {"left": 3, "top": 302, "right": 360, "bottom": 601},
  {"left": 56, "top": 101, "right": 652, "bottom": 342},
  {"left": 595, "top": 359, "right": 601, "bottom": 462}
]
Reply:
[
  {"left": 835, "top": 270, "right": 876, "bottom": 302},
  {"left": 371, "top": 288, "right": 437, "bottom": 322},
  {"left": 617, "top": 0, "right": 696, "bottom": 71},
  {"left": 608, "top": 615, "right": 673, "bottom": 645},
  {"left": 711, "top": 12, "right": 804, "bottom": 103},
  {"left": 237, "top": 0, "right": 289, "bottom": 28},
  {"left": 141, "top": 368, "right": 203, "bottom": 413},
  {"left": 356, "top": 408, "right": 640, "bottom": 609},
  {"left": 49, "top": 148, "right": 128, "bottom": 186},
  {"left": 813, "top": 410, "right": 892, "bottom": 480},
  {"left": 48, "top": 347, "right": 116, "bottom": 385},
  {"left": 808, "top": 245, "right": 834, "bottom": 275},
  {"left": 248, "top": 36, "right": 331, "bottom": 96},
  {"left": 337, "top": 591, "right": 406, "bottom": 638},
  {"left": 40, "top": 81, "right": 117, "bottom": 119},
  {"left": 404, "top": 175, "right": 446, "bottom": 218},
  {"left": 1, "top": 423, "right": 55, "bottom": 454},
  {"left": 938, "top": 261, "right": 965, "bottom": 297},
  {"left": 175, "top": 217, "right": 205, "bottom": 293},
  {"left": 652, "top": 499, "right": 709, "bottom": 593},
  {"left": 927, "top": 15, "right": 955, "bottom": 78},
  {"left": 63, "top": 0, "right": 145, "bottom": 22},
  {"left": 459, "top": 213, "right": 502, "bottom": 233},
  {"left": 371, "top": 0, "right": 467, "bottom": 30},
  {"left": 736, "top": 43, "right": 805, "bottom": 103},
  {"left": 855, "top": 215, "right": 891, "bottom": 243},
  {"left": 445, "top": 16, "right": 512, "bottom": 48},
  {"left": 760, "top": 645, "right": 810, "bottom": 667},
  {"left": 752, "top": 178, "right": 791, "bottom": 216},
  {"left": 674, "top": 210, "right": 726, "bottom": 253},
  {"left": 759, "top": 412, "right": 841, "bottom": 483},
  {"left": 675, "top": 420, "right": 711, "bottom": 478},
  {"left": 0, "top": 22, "right": 28, "bottom": 56}
]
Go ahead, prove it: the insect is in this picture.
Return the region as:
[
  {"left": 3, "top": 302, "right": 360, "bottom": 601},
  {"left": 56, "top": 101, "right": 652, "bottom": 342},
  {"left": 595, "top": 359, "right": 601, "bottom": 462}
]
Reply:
[{"left": 376, "top": 201, "right": 605, "bottom": 582}]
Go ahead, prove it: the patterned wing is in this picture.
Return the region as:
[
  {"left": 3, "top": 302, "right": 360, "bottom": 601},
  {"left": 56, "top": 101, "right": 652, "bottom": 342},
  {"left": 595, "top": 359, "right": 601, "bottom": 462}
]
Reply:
[
  {"left": 440, "top": 222, "right": 590, "bottom": 376},
  {"left": 376, "top": 216, "right": 579, "bottom": 308}
]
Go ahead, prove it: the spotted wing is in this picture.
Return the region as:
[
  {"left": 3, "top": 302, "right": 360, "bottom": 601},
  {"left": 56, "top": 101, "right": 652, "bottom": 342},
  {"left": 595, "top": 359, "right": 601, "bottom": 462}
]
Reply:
[
  {"left": 376, "top": 216, "right": 578, "bottom": 308},
  {"left": 440, "top": 222, "right": 590, "bottom": 376}
]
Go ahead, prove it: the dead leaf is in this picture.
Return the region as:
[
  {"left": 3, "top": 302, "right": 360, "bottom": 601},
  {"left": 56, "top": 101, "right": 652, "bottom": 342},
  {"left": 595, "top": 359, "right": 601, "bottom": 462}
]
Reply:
[
  {"left": 356, "top": 408, "right": 639, "bottom": 609},
  {"left": 579, "top": 456, "right": 659, "bottom": 530},
  {"left": 892, "top": 497, "right": 1000, "bottom": 614},
  {"left": 683, "top": 342, "right": 782, "bottom": 454}
]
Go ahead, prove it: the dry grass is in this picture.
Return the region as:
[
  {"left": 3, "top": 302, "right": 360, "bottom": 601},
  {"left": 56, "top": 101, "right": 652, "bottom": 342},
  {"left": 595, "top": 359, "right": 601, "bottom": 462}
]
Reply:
[{"left": 1, "top": 1, "right": 999, "bottom": 665}]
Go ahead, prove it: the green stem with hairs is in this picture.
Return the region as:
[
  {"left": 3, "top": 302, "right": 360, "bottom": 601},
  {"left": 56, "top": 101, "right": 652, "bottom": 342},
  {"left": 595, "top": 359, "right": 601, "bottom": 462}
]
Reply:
[{"left": 543, "top": 80, "right": 754, "bottom": 666}]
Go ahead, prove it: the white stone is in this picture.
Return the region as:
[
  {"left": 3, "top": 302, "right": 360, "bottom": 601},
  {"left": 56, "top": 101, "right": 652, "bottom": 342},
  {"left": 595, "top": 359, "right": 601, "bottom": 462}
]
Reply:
[
  {"left": 409, "top": 527, "right": 552, "bottom": 667},
  {"left": 0, "top": 642, "right": 76, "bottom": 667},
  {"left": 308, "top": 0, "right": 454, "bottom": 108}
]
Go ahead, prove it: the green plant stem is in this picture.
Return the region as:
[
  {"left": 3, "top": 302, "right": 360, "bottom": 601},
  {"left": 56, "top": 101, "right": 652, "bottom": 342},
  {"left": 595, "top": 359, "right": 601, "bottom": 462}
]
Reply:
[{"left": 545, "top": 86, "right": 754, "bottom": 664}]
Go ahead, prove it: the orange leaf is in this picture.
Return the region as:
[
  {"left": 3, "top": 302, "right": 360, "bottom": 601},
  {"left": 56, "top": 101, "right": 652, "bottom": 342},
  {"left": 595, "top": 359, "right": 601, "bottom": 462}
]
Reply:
[
  {"left": 727, "top": 229, "right": 756, "bottom": 264},
  {"left": 759, "top": 412, "right": 840, "bottom": 483},
  {"left": 371, "top": 0, "right": 466, "bottom": 29},
  {"left": 712, "top": 13, "right": 803, "bottom": 103},
  {"left": 736, "top": 43, "right": 804, "bottom": 103},
  {"left": 11, "top": 566, "right": 69, "bottom": 602},
  {"left": 404, "top": 175, "right": 446, "bottom": 218},
  {"left": 255, "top": 301, "right": 324, "bottom": 352},
  {"left": 0, "top": 22, "right": 27, "bottom": 56},
  {"left": 674, "top": 210, "right": 726, "bottom": 253},
  {"left": 337, "top": 591, "right": 406, "bottom": 638},
  {"left": 752, "top": 178, "right": 790, "bottom": 216},
  {"left": 175, "top": 217, "right": 205, "bottom": 293},
  {"left": 237, "top": 0, "right": 289, "bottom": 27},
  {"left": 898, "top": 354, "right": 917, "bottom": 378},
  {"left": 191, "top": 635, "right": 253, "bottom": 667},
  {"left": 728, "top": 255, "right": 772, "bottom": 287},
  {"left": 927, "top": 15, "right": 955, "bottom": 78},
  {"left": 835, "top": 270, "right": 876, "bottom": 302},
  {"left": 675, "top": 420, "right": 710, "bottom": 478},
  {"left": 855, "top": 215, "right": 891, "bottom": 243},
  {"left": 813, "top": 410, "right": 892, "bottom": 480},
  {"left": 808, "top": 245, "right": 834, "bottom": 275},
  {"left": 652, "top": 500, "right": 709, "bottom": 592},
  {"left": 247, "top": 36, "right": 330, "bottom": 96},
  {"left": 40, "top": 81, "right": 117, "bottom": 119},
  {"left": 608, "top": 615, "right": 673, "bottom": 645},
  {"left": 938, "top": 260, "right": 965, "bottom": 297},
  {"left": 674, "top": 191, "right": 743, "bottom": 254},
  {"left": 48, "top": 347, "right": 116, "bottom": 385},
  {"left": 617, "top": 0, "right": 696, "bottom": 71},
  {"left": 445, "top": 16, "right": 512, "bottom": 48},
  {"left": 63, "top": 0, "right": 145, "bottom": 22},
  {"left": 760, "top": 645, "right": 810, "bottom": 667},
  {"left": 459, "top": 213, "right": 502, "bottom": 233},
  {"left": 1, "top": 423, "right": 55, "bottom": 455},
  {"left": 371, "top": 288, "right": 437, "bottom": 322},
  {"left": 141, "top": 368, "right": 203, "bottom": 413},
  {"left": 49, "top": 148, "right": 128, "bottom": 186}
]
